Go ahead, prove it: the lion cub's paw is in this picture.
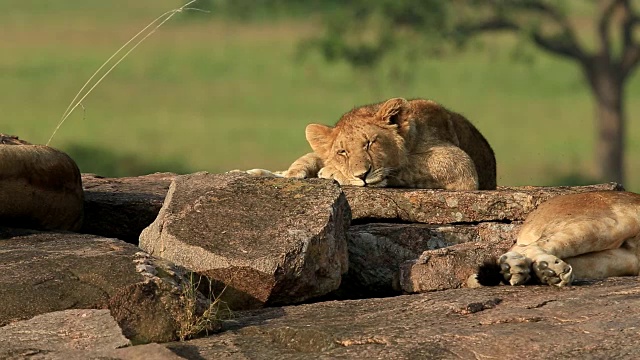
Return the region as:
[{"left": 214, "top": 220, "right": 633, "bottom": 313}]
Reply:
[
  {"left": 532, "top": 254, "right": 574, "bottom": 287},
  {"left": 284, "top": 169, "right": 309, "bottom": 179},
  {"left": 498, "top": 251, "right": 532, "bottom": 286},
  {"left": 318, "top": 166, "right": 347, "bottom": 184}
]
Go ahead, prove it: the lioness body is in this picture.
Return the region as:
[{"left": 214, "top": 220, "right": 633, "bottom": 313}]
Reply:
[
  {"left": 492, "top": 191, "right": 640, "bottom": 287},
  {"left": 278, "top": 98, "right": 496, "bottom": 190}
]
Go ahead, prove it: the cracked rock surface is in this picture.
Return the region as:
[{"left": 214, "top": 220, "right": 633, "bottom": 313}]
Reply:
[
  {"left": 335, "top": 222, "right": 520, "bottom": 298},
  {"left": 168, "top": 277, "right": 640, "bottom": 359}
]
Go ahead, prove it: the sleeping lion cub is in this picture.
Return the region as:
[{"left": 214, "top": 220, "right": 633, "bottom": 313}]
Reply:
[
  {"left": 474, "top": 191, "right": 640, "bottom": 287},
  {"left": 250, "top": 97, "right": 496, "bottom": 190}
]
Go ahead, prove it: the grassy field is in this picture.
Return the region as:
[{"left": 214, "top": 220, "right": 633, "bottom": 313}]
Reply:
[{"left": 2, "top": 1, "right": 640, "bottom": 189}]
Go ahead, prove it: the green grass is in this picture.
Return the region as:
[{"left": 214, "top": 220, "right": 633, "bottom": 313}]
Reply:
[{"left": 2, "top": 1, "right": 640, "bottom": 189}]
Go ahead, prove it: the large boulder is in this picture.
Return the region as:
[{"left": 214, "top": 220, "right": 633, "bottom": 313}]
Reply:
[
  {"left": 82, "top": 172, "right": 177, "bottom": 243},
  {"left": 344, "top": 183, "right": 624, "bottom": 223},
  {"left": 0, "top": 134, "right": 83, "bottom": 231},
  {"left": 139, "top": 172, "right": 351, "bottom": 309},
  {"left": 168, "top": 277, "right": 640, "bottom": 359},
  {"left": 0, "top": 227, "right": 216, "bottom": 343}
]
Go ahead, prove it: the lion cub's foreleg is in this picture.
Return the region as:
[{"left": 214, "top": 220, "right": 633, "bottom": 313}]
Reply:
[
  {"left": 284, "top": 152, "right": 324, "bottom": 179},
  {"left": 243, "top": 152, "right": 323, "bottom": 179}
]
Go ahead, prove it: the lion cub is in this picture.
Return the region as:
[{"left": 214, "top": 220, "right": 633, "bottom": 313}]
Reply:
[
  {"left": 474, "top": 191, "right": 640, "bottom": 287},
  {"left": 251, "top": 97, "right": 496, "bottom": 190}
]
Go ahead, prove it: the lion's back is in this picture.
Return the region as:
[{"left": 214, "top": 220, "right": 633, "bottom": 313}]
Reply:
[{"left": 409, "top": 99, "right": 497, "bottom": 189}]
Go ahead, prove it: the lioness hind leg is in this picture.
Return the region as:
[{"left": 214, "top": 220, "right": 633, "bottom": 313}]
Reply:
[{"left": 564, "top": 247, "right": 640, "bottom": 280}]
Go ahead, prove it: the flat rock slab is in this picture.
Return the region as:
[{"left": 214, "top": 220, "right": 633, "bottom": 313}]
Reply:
[
  {"left": 168, "top": 277, "right": 640, "bottom": 359},
  {"left": 140, "top": 172, "right": 351, "bottom": 309},
  {"left": 0, "top": 343, "right": 185, "bottom": 360},
  {"left": 82, "top": 172, "right": 177, "bottom": 243},
  {"left": 338, "top": 223, "right": 519, "bottom": 297},
  {"left": 0, "top": 228, "right": 212, "bottom": 343},
  {"left": 344, "top": 183, "right": 624, "bottom": 224},
  {"left": 0, "top": 309, "right": 129, "bottom": 355}
]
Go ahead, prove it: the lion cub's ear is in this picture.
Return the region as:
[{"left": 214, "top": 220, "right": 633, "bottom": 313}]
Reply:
[
  {"left": 306, "top": 124, "right": 333, "bottom": 157},
  {"left": 376, "top": 97, "right": 409, "bottom": 125}
]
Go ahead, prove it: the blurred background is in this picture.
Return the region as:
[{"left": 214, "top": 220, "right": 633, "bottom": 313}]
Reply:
[{"left": 2, "top": 0, "right": 640, "bottom": 190}]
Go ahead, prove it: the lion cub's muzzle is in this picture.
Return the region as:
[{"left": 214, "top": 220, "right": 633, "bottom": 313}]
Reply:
[{"left": 351, "top": 166, "right": 387, "bottom": 187}]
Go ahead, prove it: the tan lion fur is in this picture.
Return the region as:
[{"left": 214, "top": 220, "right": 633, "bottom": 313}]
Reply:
[
  {"left": 493, "top": 191, "right": 640, "bottom": 287},
  {"left": 282, "top": 98, "right": 496, "bottom": 190}
]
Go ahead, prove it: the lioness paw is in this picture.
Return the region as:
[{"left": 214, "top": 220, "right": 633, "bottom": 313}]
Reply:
[
  {"left": 498, "top": 251, "right": 532, "bottom": 286},
  {"left": 532, "top": 254, "right": 574, "bottom": 287}
]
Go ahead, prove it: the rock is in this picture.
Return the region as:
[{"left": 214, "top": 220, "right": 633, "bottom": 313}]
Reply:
[
  {"left": 0, "top": 309, "right": 130, "bottom": 355},
  {"left": 139, "top": 172, "right": 351, "bottom": 309},
  {"left": 0, "top": 141, "right": 83, "bottom": 231},
  {"left": 336, "top": 222, "right": 520, "bottom": 297},
  {"left": 0, "top": 228, "right": 216, "bottom": 343},
  {"left": 344, "top": 183, "right": 624, "bottom": 224},
  {"left": 399, "top": 238, "right": 517, "bottom": 293},
  {"left": 107, "top": 343, "right": 186, "bottom": 359},
  {"left": 82, "top": 173, "right": 177, "bottom": 243},
  {"left": 0, "top": 310, "right": 183, "bottom": 358},
  {"left": 167, "top": 277, "right": 640, "bottom": 359}
]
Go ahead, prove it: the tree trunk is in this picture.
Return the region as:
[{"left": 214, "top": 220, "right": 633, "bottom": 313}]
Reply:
[{"left": 585, "top": 60, "right": 625, "bottom": 184}]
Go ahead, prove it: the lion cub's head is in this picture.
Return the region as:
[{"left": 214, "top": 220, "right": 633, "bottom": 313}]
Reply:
[{"left": 305, "top": 98, "right": 412, "bottom": 187}]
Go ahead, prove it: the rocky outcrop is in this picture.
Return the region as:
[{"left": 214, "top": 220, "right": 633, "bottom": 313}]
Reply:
[
  {"left": 139, "top": 172, "right": 351, "bottom": 309},
  {"left": 0, "top": 139, "right": 83, "bottom": 231},
  {"left": 0, "top": 228, "right": 215, "bottom": 343},
  {"left": 75, "top": 173, "right": 629, "bottom": 300},
  {"left": 82, "top": 172, "right": 177, "bottom": 243},
  {"left": 0, "top": 165, "right": 635, "bottom": 356},
  {"left": 78, "top": 173, "right": 625, "bottom": 299},
  {"left": 168, "top": 277, "right": 640, "bottom": 359},
  {"left": 344, "top": 183, "right": 623, "bottom": 223}
]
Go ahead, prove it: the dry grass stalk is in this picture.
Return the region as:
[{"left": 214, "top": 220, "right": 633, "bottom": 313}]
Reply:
[{"left": 47, "top": 0, "right": 204, "bottom": 146}]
